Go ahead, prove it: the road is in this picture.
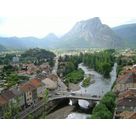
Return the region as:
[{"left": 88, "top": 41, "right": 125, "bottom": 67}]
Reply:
[
  {"left": 16, "top": 91, "right": 101, "bottom": 118},
  {"left": 52, "top": 56, "right": 58, "bottom": 75}
]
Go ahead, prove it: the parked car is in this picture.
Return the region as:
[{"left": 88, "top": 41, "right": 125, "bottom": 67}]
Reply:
[
  {"left": 71, "top": 92, "right": 76, "bottom": 96},
  {"left": 92, "top": 95, "right": 97, "bottom": 97},
  {"left": 55, "top": 92, "right": 61, "bottom": 95}
]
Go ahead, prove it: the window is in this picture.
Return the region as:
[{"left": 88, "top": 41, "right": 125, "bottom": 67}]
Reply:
[
  {"left": 122, "top": 106, "right": 125, "bottom": 109},
  {"left": 131, "top": 106, "right": 133, "bottom": 110}
]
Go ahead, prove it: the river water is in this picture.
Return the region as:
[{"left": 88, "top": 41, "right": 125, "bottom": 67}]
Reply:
[{"left": 66, "top": 63, "right": 117, "bottom": 119}]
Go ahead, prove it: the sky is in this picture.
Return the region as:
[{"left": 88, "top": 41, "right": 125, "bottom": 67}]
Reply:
[{"left": 0, "top": 0, "right": 136, "bottom": 38}]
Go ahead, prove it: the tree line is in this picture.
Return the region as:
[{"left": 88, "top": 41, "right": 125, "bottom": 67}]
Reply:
[
  {"left": 90, "top": 91, "right": 116, "bottom": 119},
  {"left": 82, "top": 49, "right": 115, "bottom": 78},
  {"left": 58, "top": 49, "right": 115, "bottom": 78}
]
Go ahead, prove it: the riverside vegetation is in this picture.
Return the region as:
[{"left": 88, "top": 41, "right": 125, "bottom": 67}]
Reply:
[
  {"left": 90, "top": 91, "right": 116, "bottom": 119},
  {"left": 58, "top": 49, "right": 115, "bottom": 81},
  {"left": 82, "top": 76, "right": 91, "bottom": 87}
]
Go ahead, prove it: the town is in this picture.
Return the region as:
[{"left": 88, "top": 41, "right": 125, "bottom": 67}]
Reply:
[
  {"left": 0, "top": 47, "right": 136, "bottom": 119},
  {"left": 0, "top": 48, "right": 68, "bottom": 118}
]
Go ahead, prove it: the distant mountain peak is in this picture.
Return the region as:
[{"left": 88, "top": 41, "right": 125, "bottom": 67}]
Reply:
[
  {"left": 60, "top": 17, "right": 123, "bottom": 48},
  {"left": 84, "top": 17, "right": 101, "bottom": 24},
  {"left": 44, "top": 33, "right": 58, "bottom": 39},
  {"left": 65, "top": 17, "right": 103, "bottom": 37}
]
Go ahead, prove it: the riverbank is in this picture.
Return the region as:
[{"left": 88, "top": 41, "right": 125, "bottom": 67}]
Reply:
[
  {"left": 46, "top": 63, "right": 117, "bottom": 119},
  {"left": 46, "top": 106, "right": 75, "bottom": 119},
  {"left": 68, "top": 83, "right": 80, "bottom": 91}
]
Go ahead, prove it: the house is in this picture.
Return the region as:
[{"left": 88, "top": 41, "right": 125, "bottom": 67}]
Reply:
[
  {"left": 115, "top": 88, "right": 136, "bottom": 118},
  {"left": 9, "top": 86, "right": 25, "bottom": 108},
  {"left": 42, "top": 78, "right": 57, "bottom": 90},
  {"left": 36, "top": 73, "right": 47, "bottom": 80},
  {"left": 1, "top": 90, "right": 16, "bottom": 104},
  {"left": 29, "top": 79, "right": 46, "bottom": 99},
  {"left": 115, "top": 69, "right": 136, "bottom": 92},
  {"left": 116, "top": 96, "right": 136, "bottom": 114},
  {"left": 39, "top": 63, "right": 51, "bottom": 74},
  {"left": 19, "top": 63, "right": 39, "bottom": 75},
  {"left": 27, "top": 64, "right": 39, "bottom": 74},
  {"left": 117, "top": 111, "right": 136, "bottom": 119},
  {"left": 48, "top": 74, "right": 58, "bottom": 82},
  {"left": 0, "top": 88, "right": 25, "bottom": 117},
  {"left": 117, "top": 88, "right": 136, "bottom": 101},
  {"left": 20, "top": 82, "right": 37, "bottom": 106},
  {"left": 20, "top": 78, "right": 42, "bottom": 105}
]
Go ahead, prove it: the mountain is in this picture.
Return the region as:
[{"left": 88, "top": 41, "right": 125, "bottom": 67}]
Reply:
[
  {"left": 0, "top": 17, "right": 127, "bottom": 50},
  {"left": 56, "top": 17, "right": 123, "bottom": 48},
  {"left": 39, "top": 33, "right": 59, "bottom": 48},
  {"left": 113, "top": 24, "right": 136, "bottom": 48},
  {"left": 0, "top": 37, "right": 29, "bottom": 50},
  {"left": 0, "top": 34, "right": 59, "bottom": 50}
]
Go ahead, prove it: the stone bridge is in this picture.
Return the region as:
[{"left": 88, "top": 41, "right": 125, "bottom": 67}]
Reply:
[
  {"left": 15, "top": 92, "right": 101, "bottom": 119},
  {"left": 49, "top": 92, "right": 101, "bottom": 107}
]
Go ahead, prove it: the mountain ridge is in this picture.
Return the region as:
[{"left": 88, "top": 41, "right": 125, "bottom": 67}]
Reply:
[
  {"left": 1, "top": 17, "right": 136, "bottom": 50},
  {"left": 0, "top": 33, "right": 59, "bottom": 50},
  {"left": 57, "top": 17, "right": 123, "bottom": 48},
  {"left": 113, "top": 23, "right": 136, "bottom": 48}
]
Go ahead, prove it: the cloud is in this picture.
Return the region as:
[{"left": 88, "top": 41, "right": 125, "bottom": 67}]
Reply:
[
  {"left": 0, "top": 17, "right": 6, "bottom": 24},
  {"left": 125, "top": 19, "right": 136, "bottom": 24}
]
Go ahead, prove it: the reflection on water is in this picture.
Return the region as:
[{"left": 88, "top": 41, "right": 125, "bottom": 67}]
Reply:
[
  {"left": 78, "top": 63, "right": 117, "bottom": 96},
  {"left": 66, "top": 112, "right": 90, "bottom": 119},
  {"left": 67, "top": 63, "right": 117, "bottom": 119},
  {"left": 78, "top": 100, "right": 89, "bottom": 109}
]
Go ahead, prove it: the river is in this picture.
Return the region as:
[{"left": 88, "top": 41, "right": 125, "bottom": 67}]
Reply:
[{"left": 66, "top": 63, "right": 117, "bottom": 119}]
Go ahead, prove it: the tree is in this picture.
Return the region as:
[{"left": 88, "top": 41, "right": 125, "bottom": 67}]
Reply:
[
  {"left": 91, "top": 91, "right": 116, "bottom": 119},
  {"left": 3, "top": 111, "right": 12, "bottom": 119},
  {"left": 3, "top": 97, "right": 21, "bottom": 119},
  {"left": 63, "top": 62, "right": 75, "bottom": 76},
  {"left": 13, "top": 97, "right": 21, "bottom": 118},
  {"left": 3, "top": 103, "right": 12, "bottom": 119},
  {"left": 101, "top": 92, "right": 116, "bottom": 113},
  {"left": 65, "top": 69, "right": 84, "bottom": 84},
  {"left": 82, "top": 76, "right": 91, "bottom": 87},
  {"left": 43, "top": 89, "right": 49, "bottom": 118},
  {"left": 91, "top": 103, "right": 112, "bottom": 119},
  {"left": 101, "top": 62, "right": 112, "bottom": 78},
  {"left": 80, "top": 50, "right": 115, "bottom": 78},
  {"left": 27, "top": 113, "right": 33, "bottom": 119}
]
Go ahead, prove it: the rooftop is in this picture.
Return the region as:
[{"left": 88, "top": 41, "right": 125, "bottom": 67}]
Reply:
[
  {"left": 117, "top": 96, "right": 136, "bottom": 107},
  {"left": 20, "top": 78, "right": 42, "bottom": 92},
  {"left": 118, "top": 111, "right": 136, "bottom": 119},
  {"left": 0, "top": 95, "right": 8, "bottom": 106},
  {"left": 117, "top": 70, "right": 136, "bottom": 84},
  {"left": 1, "top": 90, "right": 15, "bottom": 101},
  {"left": 29, "top": 79, "right": 42, "bottom": 88},
  {"left": 118, "top": 88, "right": 136, "bottom": 100}
]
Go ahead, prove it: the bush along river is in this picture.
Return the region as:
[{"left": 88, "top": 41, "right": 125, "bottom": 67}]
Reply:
[{"left": 66, "top": 63, "right": 117, "bottom": 119}]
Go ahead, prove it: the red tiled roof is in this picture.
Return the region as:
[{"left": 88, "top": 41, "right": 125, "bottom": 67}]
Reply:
[
  {"left": 29, "top": 79, "right": 42, "bottom": 88},
  {"left": 20, "top": 83, "right": 36, "bottom": 92},
  {"left": 20, "top": 79, "right": 41, "bottom": 92},
  {"left": 117, "top": 69, "right": 136, "bottom": 83},
  {"left": 129, "top": 112, "right": 136, "bottom": 119},
  {"left": 1, "top": 90, "right": 15, "bottom": 101},
  {"left": 118, "top": 88, "right": 136, "bottom": 100}
]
